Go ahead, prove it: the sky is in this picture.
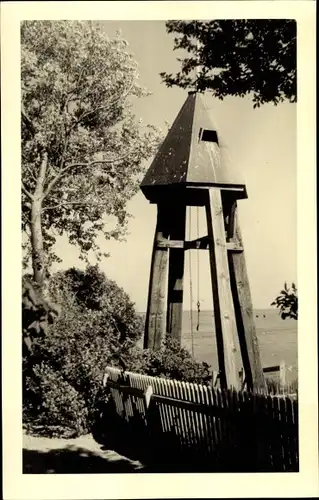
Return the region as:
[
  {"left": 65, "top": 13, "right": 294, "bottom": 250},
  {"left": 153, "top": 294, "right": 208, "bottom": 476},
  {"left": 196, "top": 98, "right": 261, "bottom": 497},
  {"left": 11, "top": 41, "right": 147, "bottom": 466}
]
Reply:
[{"left": 52, "top": 20, "right": 297, "bottom": 312}]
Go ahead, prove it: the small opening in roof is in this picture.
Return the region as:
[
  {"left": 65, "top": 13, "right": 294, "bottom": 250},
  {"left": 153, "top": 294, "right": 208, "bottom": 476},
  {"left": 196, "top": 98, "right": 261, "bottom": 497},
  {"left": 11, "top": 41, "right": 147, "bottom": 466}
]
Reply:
[{"left": 200, "top": 129, "right": 218, "bottom": 144}]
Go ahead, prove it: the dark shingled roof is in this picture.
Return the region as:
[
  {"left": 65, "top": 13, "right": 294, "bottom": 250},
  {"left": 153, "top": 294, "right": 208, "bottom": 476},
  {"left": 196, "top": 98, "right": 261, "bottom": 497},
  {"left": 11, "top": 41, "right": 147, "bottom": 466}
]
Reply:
[{"left": 141, "top": 92, "right": 247, "bottom": 200}]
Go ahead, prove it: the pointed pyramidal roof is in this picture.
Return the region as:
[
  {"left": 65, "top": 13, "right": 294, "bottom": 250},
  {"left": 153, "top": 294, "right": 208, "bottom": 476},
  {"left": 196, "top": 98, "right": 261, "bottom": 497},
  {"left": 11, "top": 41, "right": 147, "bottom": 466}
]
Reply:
[{"left": 141, "top": 92, "right": 247, "bottom": 201}]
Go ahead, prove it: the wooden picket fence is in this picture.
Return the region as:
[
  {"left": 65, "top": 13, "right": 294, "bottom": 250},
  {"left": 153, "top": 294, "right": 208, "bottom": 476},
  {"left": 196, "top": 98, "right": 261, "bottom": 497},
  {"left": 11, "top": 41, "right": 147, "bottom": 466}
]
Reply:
[{"left": 99, "top": 366, "right": 298, "bottom": 472}]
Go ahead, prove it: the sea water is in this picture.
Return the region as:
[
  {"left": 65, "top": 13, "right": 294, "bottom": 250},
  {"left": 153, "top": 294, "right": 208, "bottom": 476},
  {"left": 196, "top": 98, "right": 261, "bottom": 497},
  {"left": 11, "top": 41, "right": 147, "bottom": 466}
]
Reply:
[{"left": 139, "top": 309, "right": 298, "bottom": 383}]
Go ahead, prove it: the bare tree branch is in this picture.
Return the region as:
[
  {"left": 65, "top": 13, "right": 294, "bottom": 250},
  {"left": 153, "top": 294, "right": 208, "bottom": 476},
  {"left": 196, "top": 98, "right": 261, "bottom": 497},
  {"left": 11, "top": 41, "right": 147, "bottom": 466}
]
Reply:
[{"left": 21, "top": 182, "right": 34, "bottom": 200}]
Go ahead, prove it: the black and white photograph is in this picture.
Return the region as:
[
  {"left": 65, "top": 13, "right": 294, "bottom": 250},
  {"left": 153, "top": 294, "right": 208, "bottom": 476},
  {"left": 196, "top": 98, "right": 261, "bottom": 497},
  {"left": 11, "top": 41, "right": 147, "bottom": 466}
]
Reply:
[{"left": 2, "top": 1, "right": 317, "bottom": 499}]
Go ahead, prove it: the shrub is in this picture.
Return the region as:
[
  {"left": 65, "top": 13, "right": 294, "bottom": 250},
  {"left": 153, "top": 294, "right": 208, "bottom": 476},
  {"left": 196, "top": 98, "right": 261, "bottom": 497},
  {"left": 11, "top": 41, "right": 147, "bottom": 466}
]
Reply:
[
  {"left": 23, "top": 265, "right": 213, "bottom": 438},
  {"left": 23, "top": 362, "right": 88, "bottom": 437},
  {"left": 122, "top": 339, "right": 212, "bottom": 385},
  {"left": 23, "top": 266, "right": 144, "bottom": 437}
]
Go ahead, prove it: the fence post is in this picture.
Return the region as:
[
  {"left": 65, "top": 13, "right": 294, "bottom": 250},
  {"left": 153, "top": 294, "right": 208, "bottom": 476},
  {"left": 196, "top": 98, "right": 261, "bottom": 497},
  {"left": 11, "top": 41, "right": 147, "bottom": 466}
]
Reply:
[
  {"left": 239, "top": 367, "right": 245, "bottom": 385},
  {"left": 279, "top": 361, "right": 286, "bottom": 391},
  {"left": 144, "top": 385, "right": 153, "bottom": 409},
  {"left": 212, "top": 371, "right": 219, "bottom": 387},
  {"left": 102, "top": 373, "right": 109, "bottom": 387}
]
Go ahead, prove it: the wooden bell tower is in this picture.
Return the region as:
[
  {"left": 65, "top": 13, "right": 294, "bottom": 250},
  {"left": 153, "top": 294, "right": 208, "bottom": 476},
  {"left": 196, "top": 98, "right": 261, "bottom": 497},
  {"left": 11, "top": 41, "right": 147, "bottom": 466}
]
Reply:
[{"left": 140, "top": 92, "right": 266, "bottom": 391}]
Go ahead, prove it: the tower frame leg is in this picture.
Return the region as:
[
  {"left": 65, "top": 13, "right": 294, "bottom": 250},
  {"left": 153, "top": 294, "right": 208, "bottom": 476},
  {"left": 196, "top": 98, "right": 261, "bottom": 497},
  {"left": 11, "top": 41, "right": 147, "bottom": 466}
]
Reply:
[
  {"left": 166, "top": 203, "right": 187, "bottom": 343},
  {"left": 144, "top": 204, "right": 170, "bottom": 349},
  {"left": 227, "top": 201, "right": 266, "bottom": 391},
  {"left": 205, "top": 188, "right": 240, "bottom": 390}
]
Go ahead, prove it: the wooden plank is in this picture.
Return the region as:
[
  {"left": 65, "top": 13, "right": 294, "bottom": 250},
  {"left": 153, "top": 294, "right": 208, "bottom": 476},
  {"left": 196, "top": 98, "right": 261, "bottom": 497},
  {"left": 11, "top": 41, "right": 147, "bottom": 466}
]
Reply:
[
  {"left": 211, "top": 388, "right": 223, "bottom": 450},
  {"left": 202, "top": 385, "right": 218, "bottom": 459},
  {"left": 151, "top": 392, "right": 233, "bottom": 416},
  {"left": 242, "top": 390, "right": 256, "bottom": 471},
  {"left": 189, "top": 382, "right": 201, "bottom": 452},
  {"left": 279, "top": 397, "right": 290, "bottom": 471},
  {"left": 194, "top": 383, "right": 208, "bottom": 455},
  {"left": 226, "top": 241, "right": 243, "bottom": 252},
  {"left": 217, "top": 389, "right": 229, "bottom": 459},
  {"left": 287, "top": 397, "right": 297, "bottom": 470},
  {"left": 151, "top": 377, "right": 166, "bottom": 436},
  {"left": 197, "top": 384, "right": 212, "bottom": 456},
  {"left": 180, "top": 382, "right": 196, "bottom": 448},
  {"left": 155, "top": 378, "right": 167, "bottom": 433},
  {"left": 166, "top": 203, "right": 187, "bottom": 342},
  {"left": 144, "top": 203, "right": 170, "bottom": 349},
  {"left": 227, "top": 202, "right": 266, "bottom": 391},
  {"left": 154, "top": 238, "right": 244, "bottom": 251},
  {"left": 156, "top": 239, "right": 184, "bottom": 249},
  {"left": 161, "top": 379, "right": 174, "bottom": 432},
  {"left": 175, "top": 381, "right": 188, "bottom": 447},
  {"left": 226, "top": 390, "right": 236, "bottom": 458},
  {"left": 235, "top": 390, "right": 247, "bottom": 468},
  {"left": 271, "top": 396, "right": 284, "bottom": 471},
  {"left": 156, "top": 238, "right": 243, "bottom": 252},
  {"left": 263, "top": 365, "right": 280, "bottom": 374},
  {"left": 230, "top": 390, "right": 240, "bottom": 466},
  {"left": 185, "top": 235, "right": 210, "bottom": 250},
  {"left": 205, "top": 188, "right": 240, "bottom": 390},
  {"left": 293, "top": 399, "right": 299, "bottom": 470},
  {"left": 253, "top": 393, "right": 267, "bottom": 470},
  {"left": 144, "top": 385, "right": 153, "bottom": 409},
  {"left": 187, "top": 184, "right": 246, "bottom": 192},
  {"left": 175, "top": 381, "right": 188, "bottom": 449},
  {"left": 107, "top": 380, "right": 146, "bottom": 397},
  {"left": 279, "top": 361, "right": 286, "bottom": 390},
  {"left": 176, "top": 380, "right": 190, "bottom": 448},
  {"left": 265, "top": 395, "right": 275, "bottom": 469},
  {"left": 164, "top": 378, "right": 180, "bottom": 446},
  {"left": 131, "top": 373, "right": 146, "bottom": 416}
]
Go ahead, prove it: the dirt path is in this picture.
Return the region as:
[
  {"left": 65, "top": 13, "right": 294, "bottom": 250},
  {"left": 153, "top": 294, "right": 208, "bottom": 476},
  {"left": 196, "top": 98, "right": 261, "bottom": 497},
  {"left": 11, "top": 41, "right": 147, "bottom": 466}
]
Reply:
[{"left": 23, "top": 432, "right": 145, "bottom": 474}]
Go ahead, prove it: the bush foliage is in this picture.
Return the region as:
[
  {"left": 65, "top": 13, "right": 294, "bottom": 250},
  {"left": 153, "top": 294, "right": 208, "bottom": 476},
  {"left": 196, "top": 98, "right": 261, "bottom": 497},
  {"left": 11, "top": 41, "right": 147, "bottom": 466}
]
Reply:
[
  {"left": 124, "top": 340, "right": 212, "bottom": 385},
  {"left": 23, "top": 265, "right": 212, "bottom": 437},
  {"left": 271, "top": 282, "right": 298, "bottom": 320}
]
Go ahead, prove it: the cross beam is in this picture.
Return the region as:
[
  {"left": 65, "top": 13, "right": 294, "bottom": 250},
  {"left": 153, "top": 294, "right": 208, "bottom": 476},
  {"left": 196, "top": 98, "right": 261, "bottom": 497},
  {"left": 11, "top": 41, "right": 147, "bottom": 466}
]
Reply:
[{"left": 156, "top": 236, "right": 243, "bottom": 252}]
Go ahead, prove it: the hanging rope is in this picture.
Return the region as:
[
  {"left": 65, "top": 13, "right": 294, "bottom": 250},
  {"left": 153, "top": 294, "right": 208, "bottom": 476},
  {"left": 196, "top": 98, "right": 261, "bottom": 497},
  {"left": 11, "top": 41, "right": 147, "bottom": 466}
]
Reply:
[
  {"left": 196, "top": 206, "right": 201, "bottom": 331},
  {"left": 188, "top": 206, "right": 195, "bottom": 357}
]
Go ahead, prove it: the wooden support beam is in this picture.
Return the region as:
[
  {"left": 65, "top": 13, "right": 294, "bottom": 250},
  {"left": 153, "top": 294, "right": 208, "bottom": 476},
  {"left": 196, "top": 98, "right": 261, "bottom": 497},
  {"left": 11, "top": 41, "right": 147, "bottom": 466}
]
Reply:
[
  {"left": 144, "top": 385, "right": 153, "bottom": 409},
  {"left": 279, "top": 360, "right": 286, "bottom": 390},
  {"left": 166, "top": 203, "right": 187, "bottom": 343},
  {"left": 263, "top": 365, "right": 281, "bottom": 374},
  {"left": 156, "top": 239, "right": 184, "bottom": 249},
  {"left": 226, "top": 240, "right": 243, "bottom": 252},
  {"left": 144, "top": 204, "right": 169, "bottom": 350},
  {"left": 156, "top": 237, "right": 243, "bottom": 252},
  {"left": 185, "top": 236, "right": 210, "bottom": 250},
  {"left": 227, "top": 202, "right": 266, "bottom": 392},
  {"left": 205, "top": 188, "right": 240, "bottom": 390}
]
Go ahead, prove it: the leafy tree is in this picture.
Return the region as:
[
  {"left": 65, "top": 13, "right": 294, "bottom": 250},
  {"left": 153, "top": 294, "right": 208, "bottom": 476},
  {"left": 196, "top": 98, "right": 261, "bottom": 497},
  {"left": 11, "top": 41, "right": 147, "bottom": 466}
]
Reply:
[
  {"left": 160, "top": 20, "right": 296, "bottom": 107},
  {"left": 21, "top": 21, "right": 161, "bottom": 286},
  {"left": 48, "top": 265, "right": 144, "bottom": 345},
  {"left": 271, "top": 282, "right": 298, "bottom": 320}
]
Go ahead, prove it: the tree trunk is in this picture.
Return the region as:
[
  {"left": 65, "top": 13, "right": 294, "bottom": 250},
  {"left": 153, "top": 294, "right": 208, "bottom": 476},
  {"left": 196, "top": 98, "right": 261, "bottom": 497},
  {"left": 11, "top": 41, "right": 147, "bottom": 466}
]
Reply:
[
  {"left": 30, "top": 152, "right": 48, "bottom": 287},
  {"left": 30, "top": 198, "right": 44, "bottom": 285}
]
